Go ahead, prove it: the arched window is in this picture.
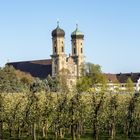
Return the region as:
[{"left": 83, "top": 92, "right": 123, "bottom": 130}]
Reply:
[
  {"left": 54, "top": 40, "right": 57, "bottom": 46},
  {"left": 74, "top": 48, "right": 76, "bottom": 54},
  {"left": 81, "top": 48, "right": 83, "bottom": 53},
  {"left": 55, "top": 67, "right": 57, "bottom": 73},
  {"left": 62, "top": 46, "right": 64, "bottom": 52},
  {"left": 54, "top": 47, "right": 57, "bottom": 53}
]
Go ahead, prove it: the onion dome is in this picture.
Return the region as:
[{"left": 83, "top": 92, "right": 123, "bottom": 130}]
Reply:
[
  {"left": 71, "top": 24, "right": 84, "bottom": 39},
  {"left": 52, "top": 21, "right": 65, "bottom": 37}
]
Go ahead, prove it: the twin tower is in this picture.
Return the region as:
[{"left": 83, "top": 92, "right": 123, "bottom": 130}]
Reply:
[{"left": 51, "top": 23, "right": 85, "bottom": 85}]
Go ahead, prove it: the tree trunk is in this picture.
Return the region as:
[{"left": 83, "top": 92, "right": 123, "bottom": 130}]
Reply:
[
  {"left": 128, "top": 119, "right": 134, "bottom": 138},
  {"left": 0, "top": 120, "right": 3, "bottom": 140},
  {"left": 109, "top": 115, "right": 116, "bottom": 140},
  {"left": 42, "top": 126, "right": 45, "bottom": 137},
  {"left": 59, "top": 128, "right": 64, "bottom": 139},
  {"left": 111, "top": 121, "right": 116, "bottom": 139},
  {"left": 45, "top": 122, "right": 48, "bottom": 138},
  {"left": 42, "top": 123, "right": 48, "bottom": 138},
  {"left": 71, "top": 124, "right": 76, "bottom": 140},
  {"left": 127, "top": 111, "right": 134, "bottom": 138},
  {"left": 32, "top": 123, "right": 36, "bottom": 140},
  {"left": 55, "top": 131, "right": 58, "bottom": 140},
  {"left": 76, "top": 123, "right": 81, "bottom": 140},
  {"left": 93, "top": 117, "right": 99, "bottom": 140},
  {"left": 17, "top": 125, "right": 21, "bottom": 140},
  {"left": 9, "top": 122, "right": 12, "bottom": 138}
]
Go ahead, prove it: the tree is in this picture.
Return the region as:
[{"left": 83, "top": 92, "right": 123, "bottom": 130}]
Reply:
[
  {"left": 76, "top": 76, "right": 92, "bottom": 93},
  {"left": 126, "top": 78, "right": 135, "bottom": 94},
  {"left": 0, "top": 66, "right": 29, "bottom": 93},
  {"left": 0, "top": 94, "right": 4, "bottom": 140},
  {"left": 41, "top": 91, "right": 54, "bottom": 139},
  {"left": 89, "top": 89, "right": 105, "bottom": 140},
  {"left": 76, "top": 63, "right": 107, "bottom": 93},
  {"left": 85, "top": 63, "right": 107, "bottom": 87},
  {"left": 107, "top": 94, "right": 118, "bottom": 139},
  {"left": 84, "top": 63, "right": 107, "bottom": 140},
  {"left": 47, "top": 75, "right": 59, "bottom": 92},
  {"left": 15, "top": 70, "right": 35, "bottom": 86},
  {"left": 126, "top": 92, "right": 140, "bottom": 138}
]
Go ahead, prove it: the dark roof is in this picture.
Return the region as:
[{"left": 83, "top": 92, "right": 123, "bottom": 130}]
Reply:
[
  {"left": 106, "top": 73, "right": 140, "bottom": 83},
  {"left": 71, "top": 27, "right": 84, "bottom": 39},
  {"left": 52, "top": 25, "right": 65, "bottom": 37},
  {"left": 7, "top": 59, "right": 52, "bottom": 79},
  {"left": 116, "top": 73, "right": 140, "bottom": 83}
]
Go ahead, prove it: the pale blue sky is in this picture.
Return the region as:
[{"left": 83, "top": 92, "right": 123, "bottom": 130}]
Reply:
[{"left": 0, "top": 0, "right": 140, "bottom": 73}]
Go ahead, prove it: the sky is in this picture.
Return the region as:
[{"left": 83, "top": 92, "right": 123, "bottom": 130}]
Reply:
[{"left": 0, "top": 0, "right": 140, "bottom": 73}]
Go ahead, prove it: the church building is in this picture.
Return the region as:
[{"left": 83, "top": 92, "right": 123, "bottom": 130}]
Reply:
[{"left": 7, "top": 23, "right": 85, "bottom": 85}]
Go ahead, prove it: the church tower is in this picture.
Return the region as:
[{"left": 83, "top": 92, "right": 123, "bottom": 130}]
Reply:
[
  {"left": 51, "top": 22, "right": 67, "bottom": 77},
  {"left": 71, "top": 24, "right": 85, "bottom": 77}
]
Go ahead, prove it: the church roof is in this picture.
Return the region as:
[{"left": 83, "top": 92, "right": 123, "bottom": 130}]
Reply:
[{"left": 7, "top": 59, "right": 52, "bottom": 79}]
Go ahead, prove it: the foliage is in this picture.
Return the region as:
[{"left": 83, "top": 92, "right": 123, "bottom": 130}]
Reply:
[
  {"left": 76, "top": 76, "right": 92, "bottom": 93},
  {"left": 77, "top": 63, "right": 107, "bottom": 93},
  {"left": 1, "top": 91, "right": 140, "bottom": 140},
  {"left": 47, "top": 75, "right": 59, "bottom": 92},
  {"left": 126, "top": 78, "right": 135, "bottom": 93},
  {"left": 0, "top": 64, "right": 140, "bottom": 140},
  {"left": 0, "top": 66, "right": 29, "bottom": 93}
]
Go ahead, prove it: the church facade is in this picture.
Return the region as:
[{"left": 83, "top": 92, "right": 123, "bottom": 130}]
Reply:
[{"left": 51, "top": 23, "right": 85, "bottom": 85}]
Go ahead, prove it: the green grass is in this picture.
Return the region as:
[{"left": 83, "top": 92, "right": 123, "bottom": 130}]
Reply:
[{"left": 3, "top": 130, "right": 140, "bottom": 140}]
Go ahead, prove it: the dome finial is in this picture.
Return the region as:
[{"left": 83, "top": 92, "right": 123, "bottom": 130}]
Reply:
[
  {"left": 76, "top": 23, "right": 78, "bottom": 29},
  {"left": 57, "top": 19, "right": 59, "bottom": 27},
  {"left": 76, "top": 20, "right": 78, "bottom": 30}
]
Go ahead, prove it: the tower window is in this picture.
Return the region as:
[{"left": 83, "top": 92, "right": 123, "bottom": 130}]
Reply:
[
  {"left": 73, "top": 42, "right": 76, "bottom": 46},
  {"left": 62, "top": 41, "right": 63, "bottom": 44},
  {"left": 81, "top": 43, "right": 82, "bottom": 45},
  {"left": 62, "top": 46, "right": 64, "bottom": 52},
  {"left": 74, "top": 48, "right": 76, "bottom": 54},
  {"left": 81, "top": 48, "right": 83, "bottom": 53},
  {"left": 54, "top": 59, "right": 57, "bottom": 65},
  {"left": 54, "top": 47, "right": 57, "bottom": 53},
  {"left": 54, "top": 67, "right": 57, "bottom": 73},
  {"left": 54, "top": 40, "right": 57, "bottom": 45}
]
